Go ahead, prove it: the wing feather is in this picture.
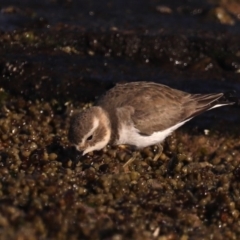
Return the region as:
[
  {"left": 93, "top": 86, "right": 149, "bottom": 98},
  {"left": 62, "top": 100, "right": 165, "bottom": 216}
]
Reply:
[{"left": 98, "top": 82, "right": 226, "bottom": 136}]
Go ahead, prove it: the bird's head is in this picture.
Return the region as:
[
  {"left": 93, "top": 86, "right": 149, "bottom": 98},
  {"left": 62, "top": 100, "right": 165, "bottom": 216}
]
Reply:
[{"left": 68, "top": 107, "right": 111, "bottom": 155}]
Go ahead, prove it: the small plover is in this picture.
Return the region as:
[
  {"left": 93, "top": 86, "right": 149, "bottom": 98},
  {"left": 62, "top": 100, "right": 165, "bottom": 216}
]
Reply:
[{"left": 68, "top": 82, "right": 235, "bottom": 155}]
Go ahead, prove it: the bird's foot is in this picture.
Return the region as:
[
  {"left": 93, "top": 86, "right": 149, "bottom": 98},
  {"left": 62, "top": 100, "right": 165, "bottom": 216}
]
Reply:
[
  {"left": 123, "top": 151, "right": 139, "bottom": 168},
  {"left": 115, "top": 145, "right": 139, "bottom": 168}
]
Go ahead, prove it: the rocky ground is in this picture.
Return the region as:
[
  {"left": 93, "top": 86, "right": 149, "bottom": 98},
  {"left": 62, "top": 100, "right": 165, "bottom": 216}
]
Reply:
[{"left": 0, "top": 0, "right": 240, "bottom": 239}]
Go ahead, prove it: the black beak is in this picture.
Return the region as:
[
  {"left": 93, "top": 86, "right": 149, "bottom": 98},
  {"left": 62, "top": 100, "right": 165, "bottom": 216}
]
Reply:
[{"left": 68, "top": 146, "right": 84, "bottom": 161}]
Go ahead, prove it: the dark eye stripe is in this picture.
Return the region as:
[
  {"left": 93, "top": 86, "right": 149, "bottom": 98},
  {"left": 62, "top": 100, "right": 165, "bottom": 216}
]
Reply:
[{"left": 86, "top": 135, "right": 93, "bottom": 141}]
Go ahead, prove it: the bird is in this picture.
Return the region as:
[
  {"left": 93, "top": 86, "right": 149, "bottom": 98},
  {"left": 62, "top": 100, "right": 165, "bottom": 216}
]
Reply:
[{"left": 68, "top": 81, "right": 235, "bottom": 155}]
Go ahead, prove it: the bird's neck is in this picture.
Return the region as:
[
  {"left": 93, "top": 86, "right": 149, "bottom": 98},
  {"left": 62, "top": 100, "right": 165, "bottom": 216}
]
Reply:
[
  {"left": 97, "top": 105, "right": 119, "bottom": 144},
  {"left": 95, "top": 106, "right": 112, "bottom": 144}
]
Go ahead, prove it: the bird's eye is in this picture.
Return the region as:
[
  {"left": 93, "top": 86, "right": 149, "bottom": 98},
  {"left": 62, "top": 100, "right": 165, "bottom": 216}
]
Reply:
[{"left": 86, "top": 135, "right": 93, "bottom": 141}]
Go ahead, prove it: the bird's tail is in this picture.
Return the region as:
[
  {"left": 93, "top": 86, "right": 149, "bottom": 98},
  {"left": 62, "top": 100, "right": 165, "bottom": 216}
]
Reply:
[
  {"left": 220, "top": 91, "right": 240, "bottom": 106},
  {"left": 186, "top": 91, "right": 238, "bottom": 120}
]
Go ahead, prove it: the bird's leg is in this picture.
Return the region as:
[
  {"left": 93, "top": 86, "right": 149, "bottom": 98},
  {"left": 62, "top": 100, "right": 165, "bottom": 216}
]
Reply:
[
  {"left": 155, "top": 143, "right": 163, "bottom": 153},
  {"left": 123, "top": 151, "right": 139, "bottom": 168},
  {"left": 117, "top": 144, "right": 138, "bottom": 154},
  {"left": 116, "top": 144, "right": 140, "bottom": 168},
  {"left": 166, "top": 153, "right": 178, "bottom": 176},
  {"left": 152, "top": 143, "right": 164, "bottom": 161}
]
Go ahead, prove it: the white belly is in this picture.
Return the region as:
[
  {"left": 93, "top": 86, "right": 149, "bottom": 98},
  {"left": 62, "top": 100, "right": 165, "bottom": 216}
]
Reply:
[{"left": 115, "top": 119, "right": 190, "bottom": 148}]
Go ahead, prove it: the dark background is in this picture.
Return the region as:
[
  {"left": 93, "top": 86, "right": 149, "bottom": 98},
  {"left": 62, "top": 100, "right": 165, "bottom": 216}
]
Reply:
[{"left": 0, "top": 1, "right": 240, "bottom": 239}]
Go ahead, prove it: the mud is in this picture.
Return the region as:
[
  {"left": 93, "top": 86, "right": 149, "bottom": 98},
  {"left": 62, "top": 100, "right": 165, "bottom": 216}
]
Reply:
[{"left": 0, "top": 0, "right": 240, "bottom": 239}]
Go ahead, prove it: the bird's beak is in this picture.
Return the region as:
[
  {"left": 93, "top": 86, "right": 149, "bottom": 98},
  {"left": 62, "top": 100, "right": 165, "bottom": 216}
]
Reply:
[
  {"left": 75, "top": 145, "right": 84, "bottom": 156},
  {"left": 75, "top": 144, "right": 93, "bottom": 156},
  {"left": 82, "top": 150, "right": 87, "bottom": 156}
]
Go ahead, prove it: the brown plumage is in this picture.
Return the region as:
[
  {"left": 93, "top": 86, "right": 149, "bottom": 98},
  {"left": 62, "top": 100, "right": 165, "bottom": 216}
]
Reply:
[
  {"left": 69, "top": 82, "right": 234, "bottom": 155},
  {"left": 98, "top": 82, "right": 226, "bottom": 136}
]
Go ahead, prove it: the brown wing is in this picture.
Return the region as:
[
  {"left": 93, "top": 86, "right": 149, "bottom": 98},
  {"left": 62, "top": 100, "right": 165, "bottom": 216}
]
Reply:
[{"left": 98, "top": 82, "right": 224, "bottom": 135}]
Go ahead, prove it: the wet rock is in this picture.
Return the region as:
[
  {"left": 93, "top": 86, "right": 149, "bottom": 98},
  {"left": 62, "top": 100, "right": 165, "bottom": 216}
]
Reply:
[{"left": 207, "top": 7, "right": 235, "bottom": 25}]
